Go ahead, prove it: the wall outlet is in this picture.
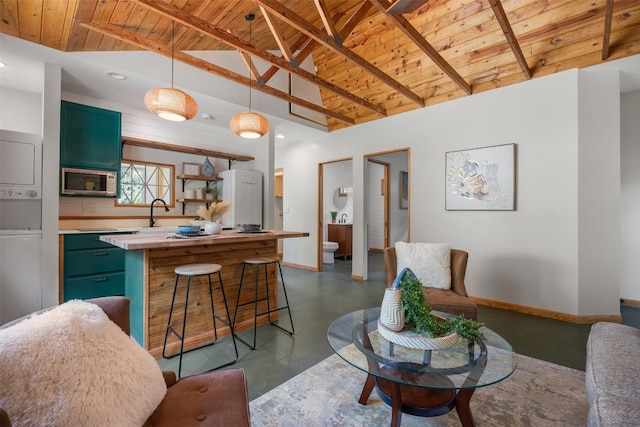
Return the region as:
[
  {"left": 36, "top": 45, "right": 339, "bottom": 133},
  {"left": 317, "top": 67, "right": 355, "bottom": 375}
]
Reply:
[{"left": 82, "top": 202, "right": 96, "bottom": 213}]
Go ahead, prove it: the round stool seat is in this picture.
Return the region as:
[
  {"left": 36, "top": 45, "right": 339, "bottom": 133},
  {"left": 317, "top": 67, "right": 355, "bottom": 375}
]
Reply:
[
  {"left": 243, "top": 256, "right": 279, "bottom": 265},
  {"left": 174, "top": 263, "right": 222, "bottom": 276}
]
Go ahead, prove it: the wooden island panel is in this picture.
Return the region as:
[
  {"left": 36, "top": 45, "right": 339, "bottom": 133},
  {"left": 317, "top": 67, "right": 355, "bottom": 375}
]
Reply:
[
  {"left": 146, "top": 239, "right": 278, "bottom": 357},
  {"left": 101, "top": 230, "right": 308, "bottom": 358}
]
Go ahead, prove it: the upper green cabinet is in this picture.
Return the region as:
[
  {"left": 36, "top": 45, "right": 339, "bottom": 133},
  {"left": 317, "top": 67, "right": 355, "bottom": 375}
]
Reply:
[{"left": 60, "top": 101, "right": 122, "bottom": 170}]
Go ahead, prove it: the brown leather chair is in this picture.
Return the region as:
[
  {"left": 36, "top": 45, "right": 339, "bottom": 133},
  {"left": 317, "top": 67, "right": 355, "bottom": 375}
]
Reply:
[
  {"left": 383, "top": 247, "right": 478, "bottom": 320},
  {"left": 0, "top": 296, "right": 251, "bottom": 427}
]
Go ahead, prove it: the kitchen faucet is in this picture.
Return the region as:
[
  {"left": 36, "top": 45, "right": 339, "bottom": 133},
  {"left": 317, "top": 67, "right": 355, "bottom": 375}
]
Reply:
[
  {"left": 149, "top": 198, "right": 169, "bottom": 227},
  {"left": 341, "top": 213, "right": 347, "bottom": 224}
]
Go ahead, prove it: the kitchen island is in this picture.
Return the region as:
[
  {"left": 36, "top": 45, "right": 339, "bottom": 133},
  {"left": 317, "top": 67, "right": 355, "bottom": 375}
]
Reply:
[{"left": 101, "top": 230, "right": 308, "bottom": 357}]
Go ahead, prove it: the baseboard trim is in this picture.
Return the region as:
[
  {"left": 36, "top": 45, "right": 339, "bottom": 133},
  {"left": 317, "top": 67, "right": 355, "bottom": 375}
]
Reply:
[
  {"left": 470, "top": 296, "right": 622, "bottom": 324},
  {"left": 281, "top": 261, "right": 318, "bottom": 272},
  {"left": 621, "top": 298, "right": 640, "bottom": 307}
]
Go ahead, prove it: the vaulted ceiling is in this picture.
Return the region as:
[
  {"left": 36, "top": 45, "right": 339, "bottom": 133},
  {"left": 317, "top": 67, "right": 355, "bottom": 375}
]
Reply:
[{"left": 2, "top": 0, "right": 639, "bottom": 132}]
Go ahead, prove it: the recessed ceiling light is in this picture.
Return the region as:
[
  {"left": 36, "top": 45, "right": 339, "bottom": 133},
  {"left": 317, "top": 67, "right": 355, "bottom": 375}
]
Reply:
[
  {"left": 276, "top": 134, "right": 285, "bottom": 139},
  {"left": 0, "top": 62, "right": 7, "bottom": 68},
  {"left": 106, "top": 71, "right": 127, "bottom": 80},
  {"left": 201, "top": 113, "right": 214, "bottom": 120}
]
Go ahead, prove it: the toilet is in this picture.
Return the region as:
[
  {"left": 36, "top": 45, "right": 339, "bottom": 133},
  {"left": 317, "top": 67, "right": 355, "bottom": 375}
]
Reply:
[{"left": 323, "top": 241, "right": 339, "bottom": 264}]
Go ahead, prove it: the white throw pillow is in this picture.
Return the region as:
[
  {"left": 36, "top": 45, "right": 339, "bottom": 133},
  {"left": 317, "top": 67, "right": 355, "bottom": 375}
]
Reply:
[
  {"left": 0, "top": 300, "right": 166, "bottom": 427},
  {"left": 395, "top": 242, "right": 451, "bottom": 289}
]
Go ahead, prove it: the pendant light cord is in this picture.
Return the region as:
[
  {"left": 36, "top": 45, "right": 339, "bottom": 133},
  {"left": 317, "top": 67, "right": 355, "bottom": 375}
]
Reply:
[
  {"left": 171, "top": 21, "right": 175, "bottom": 89},
  {"left": 248, "top": 14, "right": 253, "bottom": 113}
]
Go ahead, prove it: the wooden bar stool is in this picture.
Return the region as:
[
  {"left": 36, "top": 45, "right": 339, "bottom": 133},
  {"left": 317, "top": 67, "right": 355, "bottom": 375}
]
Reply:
[
  {"left": 162, "top": 263, "right": 238, "bottom": 378},
  {"left": 233, "top": 256, "right": 294, "bottom": 350}
]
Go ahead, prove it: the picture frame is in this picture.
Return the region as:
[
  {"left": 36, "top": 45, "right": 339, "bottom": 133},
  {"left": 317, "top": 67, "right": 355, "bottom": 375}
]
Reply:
[
  {"left": 445, "top": 143, "right": 516, "bottom": 211},
  {"left": 182, "top": 162, "right": 200, "bottom": 176},
  {"left": 399, "top": 171, "right": 408, "bottom": 209}
]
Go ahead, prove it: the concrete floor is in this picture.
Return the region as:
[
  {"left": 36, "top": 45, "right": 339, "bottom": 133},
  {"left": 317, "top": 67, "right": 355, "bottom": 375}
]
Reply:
[{"left": 156, "top": 252, "right": 639, "bottom": 401}]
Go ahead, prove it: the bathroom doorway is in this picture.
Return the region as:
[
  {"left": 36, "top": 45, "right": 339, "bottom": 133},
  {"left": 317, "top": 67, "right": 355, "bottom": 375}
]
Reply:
[{"left": 317, "top": 158, "right": 353, "bottom": 272}]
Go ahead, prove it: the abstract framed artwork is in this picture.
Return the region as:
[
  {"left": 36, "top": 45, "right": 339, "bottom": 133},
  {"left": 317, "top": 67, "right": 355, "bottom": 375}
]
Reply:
[
  {"left": 445, "top": 143, "right": 516, "bottom": 211},
  {"left": 399, "top": 171, "right": 408, "bottom": 209}
]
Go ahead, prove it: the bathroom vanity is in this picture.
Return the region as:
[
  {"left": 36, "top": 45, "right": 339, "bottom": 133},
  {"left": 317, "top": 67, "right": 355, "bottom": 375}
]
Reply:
[{"left": 328, "top": 223, "right": 352, "bottom": 260}]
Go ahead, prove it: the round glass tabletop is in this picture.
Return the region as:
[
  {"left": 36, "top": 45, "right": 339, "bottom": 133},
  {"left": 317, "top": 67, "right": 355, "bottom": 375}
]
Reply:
[{"left": 327, "top": 307, "right": 517, "bottom": 390}]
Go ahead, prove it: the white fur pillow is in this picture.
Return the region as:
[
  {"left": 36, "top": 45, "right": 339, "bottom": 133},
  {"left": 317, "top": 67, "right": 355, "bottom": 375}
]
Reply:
[
  {"left": 395, "top": 242, "right": 451, "bottom": 289},
  {"left": 0, "top": 300, "right": 166, "bottom": 426}
]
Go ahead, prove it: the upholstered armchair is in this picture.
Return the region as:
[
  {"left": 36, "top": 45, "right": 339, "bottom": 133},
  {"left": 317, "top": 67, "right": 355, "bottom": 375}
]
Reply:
[
  {"left": 0, "top": 296, "right": 251, "bottom": 427},
  {"left": 383, "top": 246, "right": 478, "bottom": 320}
]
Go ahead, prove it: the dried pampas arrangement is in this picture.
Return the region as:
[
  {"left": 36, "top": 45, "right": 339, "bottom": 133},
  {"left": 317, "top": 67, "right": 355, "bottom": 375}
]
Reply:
[{"left": 197, "top": 201, "right": 231, "bottom": 222}]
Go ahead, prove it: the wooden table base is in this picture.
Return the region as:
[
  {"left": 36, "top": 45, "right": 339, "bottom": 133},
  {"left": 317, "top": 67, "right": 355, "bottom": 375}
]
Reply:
[{"left": 358, "top": 372, "right": 477, "bottom": 427}]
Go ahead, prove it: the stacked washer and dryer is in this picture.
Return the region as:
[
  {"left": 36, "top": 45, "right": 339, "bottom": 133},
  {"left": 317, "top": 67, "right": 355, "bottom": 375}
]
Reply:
[{"left": 0, "top": 129, "right": 43, "bottom": 324}]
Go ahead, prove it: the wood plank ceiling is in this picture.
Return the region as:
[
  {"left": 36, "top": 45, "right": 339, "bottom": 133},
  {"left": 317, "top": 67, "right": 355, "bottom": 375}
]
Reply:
[{"left": 2, "top": 0, "right": 639, "bottom": 132}]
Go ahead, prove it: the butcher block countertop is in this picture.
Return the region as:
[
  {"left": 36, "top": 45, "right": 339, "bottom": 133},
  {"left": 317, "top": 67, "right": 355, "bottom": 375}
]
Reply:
[{"left": 100, "top": 229, "right": 309, "bottom": 250}]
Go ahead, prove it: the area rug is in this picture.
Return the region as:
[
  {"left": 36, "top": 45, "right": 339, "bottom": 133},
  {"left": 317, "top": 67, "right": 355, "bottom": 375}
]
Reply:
[{"left": 249, "top": 352, "right": 587, "bottom": 426}]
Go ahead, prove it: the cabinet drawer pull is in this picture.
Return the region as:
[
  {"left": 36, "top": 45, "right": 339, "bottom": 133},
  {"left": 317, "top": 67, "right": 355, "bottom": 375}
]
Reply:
[
  {"left": 94, "top": 277, "right": 108, "bottom": 282},
  {"left": 94, "top": 252, "right": 108, "bottom": 256}
]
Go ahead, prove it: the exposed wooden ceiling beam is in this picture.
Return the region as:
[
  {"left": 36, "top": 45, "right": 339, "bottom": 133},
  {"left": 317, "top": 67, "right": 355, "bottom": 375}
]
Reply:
[
  {"left": 260, "top": 6, "right": 295, "bottom": 64},
  {"left": 386, "top": 0, "right": 429, "bottom": 15},
  {"left": 81, "top": 22, "right": 356, "bottom": 125},
  {"left": 602, "top": 0, "right": 615, "bottom": 60},
  {"left": 122, "top": 137, "right": 255, "bottom": 161},
  {"left": 132, "top": 0, "right": 385, "bottom": 116},
  {"left": 253, "top": 0, "right": 426, "bottom": 108},
  {"left": 369, "top": 0, "right": 472, "bottom": 95},
  {"left": 488, "top": 0, "right": 532, "bottom": 80},
  {"left": 314, "top": 0, "right": 342, "bottom": 44}
]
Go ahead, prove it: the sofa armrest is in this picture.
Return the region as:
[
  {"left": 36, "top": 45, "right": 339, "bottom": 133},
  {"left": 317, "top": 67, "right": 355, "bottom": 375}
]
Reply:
[
  {"left": 86, "top": 296, "right": 131, "bottom": 336},
  {"left": 162, "top": 371, "right": 177, "bottom": 388}
]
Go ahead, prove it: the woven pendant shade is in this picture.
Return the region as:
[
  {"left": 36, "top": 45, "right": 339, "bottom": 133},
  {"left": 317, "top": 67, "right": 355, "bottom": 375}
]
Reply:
[
  {"left": 230, "top": 112, "right": 270, "bottom": 139},
  {"left": 144, "top": 87, "right": 198, "bottom": 122}
]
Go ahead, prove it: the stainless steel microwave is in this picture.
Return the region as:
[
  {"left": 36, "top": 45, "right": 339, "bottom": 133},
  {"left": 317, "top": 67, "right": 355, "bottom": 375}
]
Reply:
[{"left": 61, "top": 167, "right": 117, "bottom": 197}]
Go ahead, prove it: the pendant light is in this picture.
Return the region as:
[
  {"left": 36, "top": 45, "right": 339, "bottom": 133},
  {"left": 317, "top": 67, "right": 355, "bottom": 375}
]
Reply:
[
  {"left": 144, "top": 21, "right": 198, "bottom": 121},
  {"left": 230, "top": 14, "right": 270, "bottom": 139}
]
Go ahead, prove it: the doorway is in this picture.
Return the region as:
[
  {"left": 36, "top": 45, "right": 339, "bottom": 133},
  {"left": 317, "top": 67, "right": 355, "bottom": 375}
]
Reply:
[
  {"left": 317, "top": 158, "right": 353, "bottom": 271},
  {"left": 364, "top": 149, "right": 410, "bottom": 278}
]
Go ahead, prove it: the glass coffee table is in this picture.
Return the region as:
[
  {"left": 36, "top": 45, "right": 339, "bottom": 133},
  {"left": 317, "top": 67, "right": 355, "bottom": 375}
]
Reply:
[{"left": 327, "top": 308, "right": 517, "bottom": 427}]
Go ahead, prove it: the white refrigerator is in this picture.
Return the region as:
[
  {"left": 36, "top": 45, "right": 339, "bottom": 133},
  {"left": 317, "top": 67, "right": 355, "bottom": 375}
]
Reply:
[{"left": 219, "top": 169, "right": 263, "bottom": 228}]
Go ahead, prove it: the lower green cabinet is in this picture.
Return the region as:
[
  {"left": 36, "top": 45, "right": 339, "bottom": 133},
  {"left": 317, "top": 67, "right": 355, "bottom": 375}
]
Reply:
[{"left": 63, "top": 232, "right": 129, "bottom": 301}]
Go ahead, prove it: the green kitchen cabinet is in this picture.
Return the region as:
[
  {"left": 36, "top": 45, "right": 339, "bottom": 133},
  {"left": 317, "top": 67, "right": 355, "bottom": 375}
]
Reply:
[
  {"left": 63, "top": 232, "right": 129, "bottom": 302},
  {"left": 60, "top": 101, "right": 122, "bottom": 170}
]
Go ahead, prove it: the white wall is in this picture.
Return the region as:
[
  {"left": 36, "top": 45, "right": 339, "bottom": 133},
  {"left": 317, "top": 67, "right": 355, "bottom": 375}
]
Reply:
[
  {"left": 279, "top": 65, "right": 626, "bottom": 317},
  {"left": 621, "top": 90, "right": 640, "bottom": 301},
  {"left": 0, "top": 87, "right": 41, "bottom": 133},
  {"left": 577, "top": 68, "right": 621, "bottom": 316}
]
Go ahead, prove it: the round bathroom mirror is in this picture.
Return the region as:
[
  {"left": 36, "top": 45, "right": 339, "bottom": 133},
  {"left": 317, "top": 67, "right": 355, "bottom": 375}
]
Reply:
[{"left": 333, "top": 187, "right": 348, "bottom": 210}]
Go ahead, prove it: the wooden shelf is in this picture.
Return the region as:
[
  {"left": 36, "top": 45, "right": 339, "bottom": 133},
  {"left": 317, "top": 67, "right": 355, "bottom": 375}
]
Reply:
[
  {"left": 177, "top": 174, "right": 222, "bottom": 181},
  {"left": 178, "top": 198, "right": 221, "bottom": 203},
  {"left": 123, "top": 137, "right": 254, "bottom": 162}
]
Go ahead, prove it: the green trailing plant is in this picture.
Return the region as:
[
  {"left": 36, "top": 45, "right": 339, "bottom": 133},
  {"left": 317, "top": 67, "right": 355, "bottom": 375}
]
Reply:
[{"left": 395, "top": 268, "right": 484, "bottom": 342}]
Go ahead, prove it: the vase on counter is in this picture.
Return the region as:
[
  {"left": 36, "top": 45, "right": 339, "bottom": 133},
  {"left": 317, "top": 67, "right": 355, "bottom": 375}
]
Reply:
[{"left": 204, "top": 221, "right": 222, "bottom": 235}]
